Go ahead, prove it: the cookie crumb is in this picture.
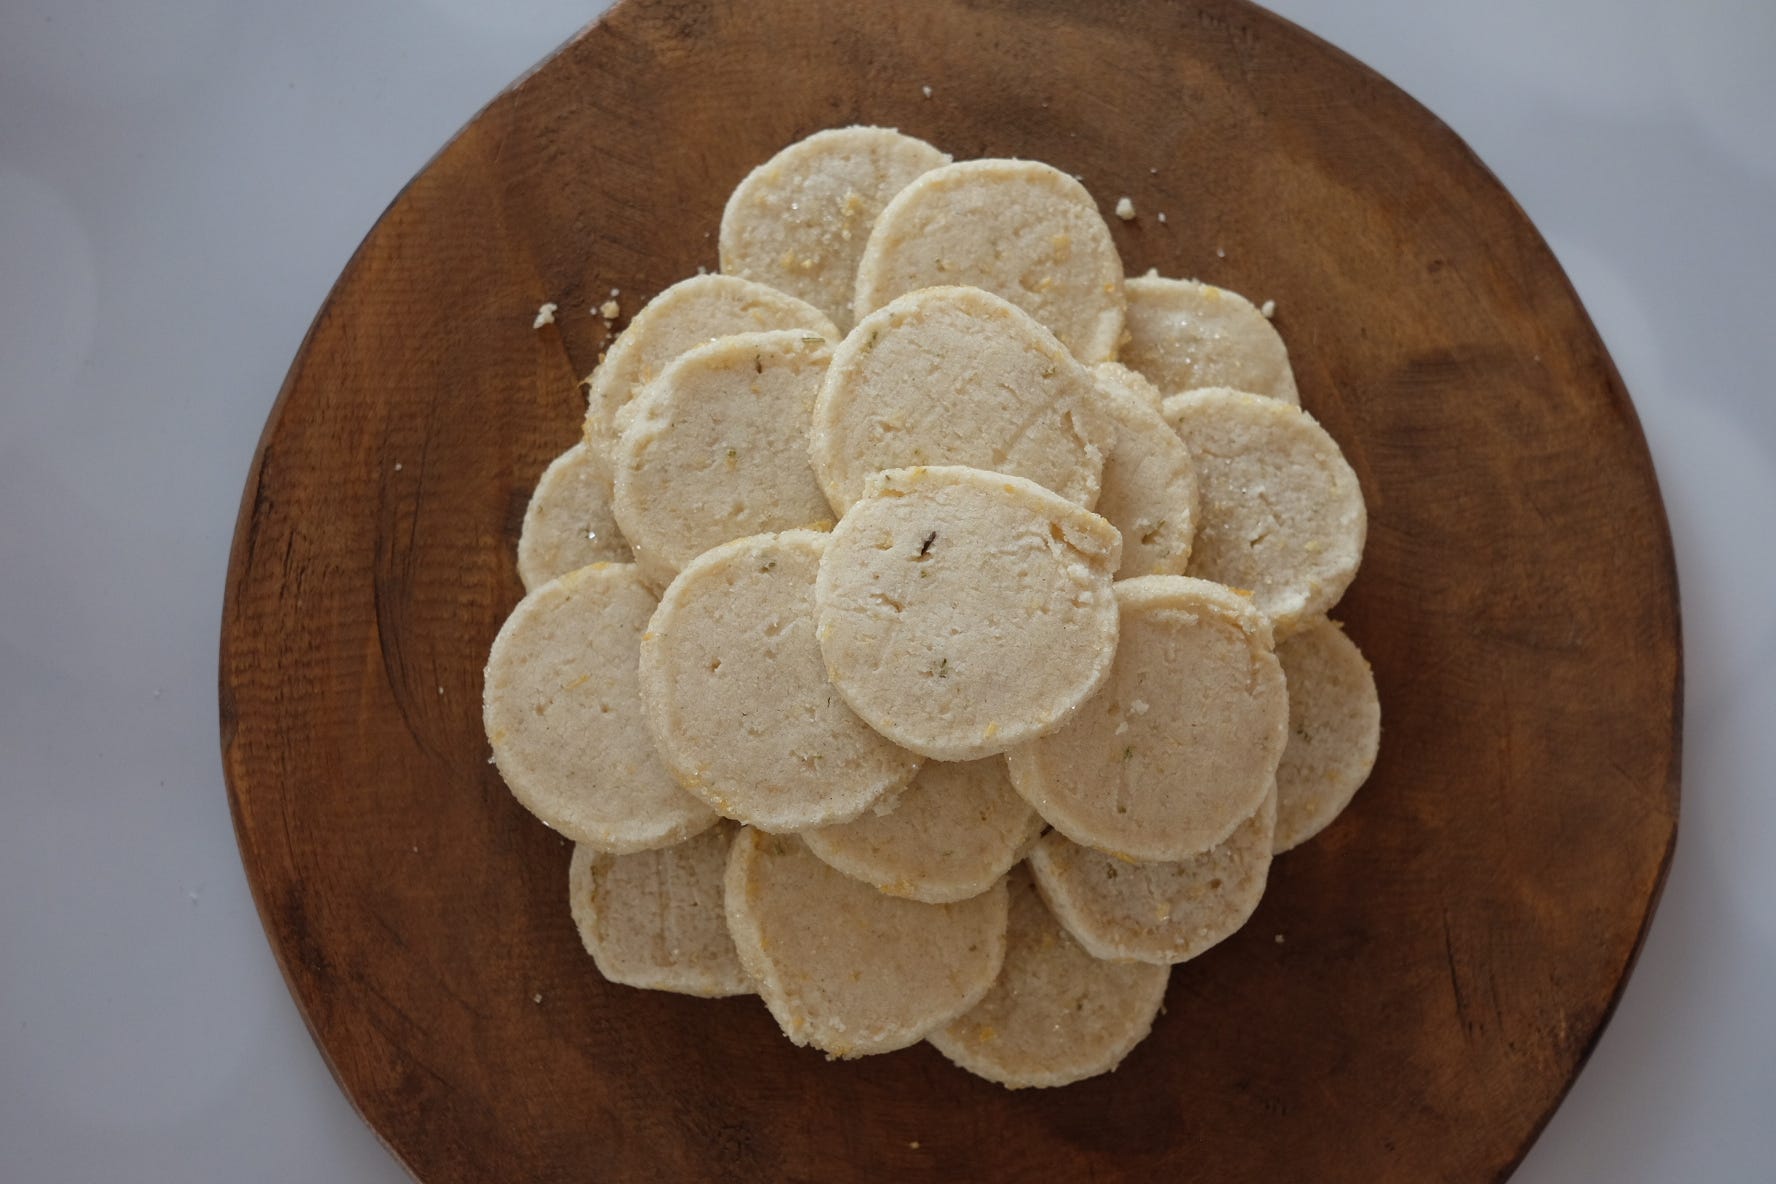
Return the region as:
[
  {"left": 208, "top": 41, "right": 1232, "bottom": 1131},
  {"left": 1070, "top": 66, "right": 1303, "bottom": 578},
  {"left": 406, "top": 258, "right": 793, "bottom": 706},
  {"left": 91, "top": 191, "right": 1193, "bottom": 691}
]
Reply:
[
  {"left": 908, "top": 1141, "right": 921, "bottom": 1150},
  {"left": 1114, "top": 196, "right": 1136, "bottom": 221},
  {"left": 921, "top": 85, "right": 933, "bottom": 99},
  {"left": 532, "top": 301, "right": 557, "bottom": 329},
  {"left": 393, "top": 462, "right": 403, "bottom": 471},
  {"left": 1216, "top": 246, "right": 1226, "bottom": 258},
  {"left": 1260, "top": 299, "right": 1276, "bottom": 319},
  {"left": 600, "top": 299, "right": 621, "bottom": 320},
  {"left": 1156, "top": 212, "right": 1167, "bottom": 224},
  {"left": 533, "top": 993, "right": 543, "bottom": 1004},
  {"left": 1274, "top": 933, "right": 1286, "bottom": 944}
]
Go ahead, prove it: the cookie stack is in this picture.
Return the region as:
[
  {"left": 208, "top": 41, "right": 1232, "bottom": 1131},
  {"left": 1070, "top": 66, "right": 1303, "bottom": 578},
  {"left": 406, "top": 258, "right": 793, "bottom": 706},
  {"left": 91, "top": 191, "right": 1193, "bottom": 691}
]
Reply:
[{"left": 484, "top": 127, "right": 1380, "bottom": 1088}]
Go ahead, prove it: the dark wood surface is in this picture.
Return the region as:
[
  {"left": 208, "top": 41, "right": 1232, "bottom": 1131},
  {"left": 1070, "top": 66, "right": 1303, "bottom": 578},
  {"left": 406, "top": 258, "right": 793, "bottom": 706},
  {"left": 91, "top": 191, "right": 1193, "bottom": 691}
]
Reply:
[{"left": 219, "top": 1, "right": 1681, "bottom": 1180}]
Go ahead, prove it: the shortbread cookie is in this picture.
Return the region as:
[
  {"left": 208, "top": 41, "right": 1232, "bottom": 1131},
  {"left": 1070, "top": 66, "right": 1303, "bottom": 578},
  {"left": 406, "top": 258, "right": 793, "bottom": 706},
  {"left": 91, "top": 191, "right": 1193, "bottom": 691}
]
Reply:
[
  {"left": 639, "top": 531, "right": 922, "bottom": 832},
  {"left": 516, "top": 441, "right": 633, "bottom": 591},
  {"left": 854, "top": 159, "right": 1125, "bottom": 363},
  {"left": 1028, "top": 786, "right": 1275, "bottom": 965},
  {"left": 568, "top": 822, "right": 750, "bottom": 997},
  {"left": 1161, "top": 388, "right": 1366, "bottom": 635},
  {"left": 720, "top": 126, "right": 950, "bottom": 330},
  {"left": 811, "top": 286, "right": 1110, "bottom": 512},
  {"left": 1007, "top": 576, "right": 1286, "bottom": 861},
  {"left": 802, "top": 756, "right": 1041, "bottom": 904},
  {"left": 815, "top": 467, "right": 1122, "bottom": 762},
  {"left": 612, "top": 330, "right": 835, "bottom": 588},
  {"left": 483, "top": 564, "right": 717, "bottom": 851},
  {"left": 928, "top": 866, "right": 1169, "bottom": 1089},
  {"left": 1091, "top": 365, "right": 1198, "bottom": 578},
  {"left": 1122, "top": 274, "right": 1300, "bottom": 403},
  {"left": 1273, "top": 617, "right": 1381, "bottom": 852},
  {"left": 583, "top": 274, "right": 838, "bottom": 461},
  {"left": 724, "top": 829, "right": 1008, "bottom": 1057}
]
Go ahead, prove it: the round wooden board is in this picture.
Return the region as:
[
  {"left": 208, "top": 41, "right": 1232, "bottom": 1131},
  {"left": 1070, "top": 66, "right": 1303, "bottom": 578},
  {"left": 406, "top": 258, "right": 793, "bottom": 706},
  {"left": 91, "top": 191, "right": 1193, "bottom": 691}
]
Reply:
[{"left": 219, "top": 1, "right": 1681, "bottom": 1180}]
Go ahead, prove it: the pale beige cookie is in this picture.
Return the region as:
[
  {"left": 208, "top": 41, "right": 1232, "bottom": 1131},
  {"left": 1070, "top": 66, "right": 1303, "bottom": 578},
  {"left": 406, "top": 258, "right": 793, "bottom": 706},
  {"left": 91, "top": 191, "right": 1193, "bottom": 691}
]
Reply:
[
  {"left": 612, "top": 330, "right": 835, "bottom": 589},
  {"left": 1094, "top": 361, "right": 1165, "bottom": 411},
  {"left": 1122, "top": 274, "right": 1300, "bottom": 403},
  {"left": 927, "top": 866, "right": 1169, "bottom": 1089},
  {"left": 1007, "top": 575, "right": 1286, "bottom": 862},
  {"left": 1274, "top": 617, "right": 1381, "bottom": 852},
  {"left": 812, "top": 286, "right": 1110, "bottom": 513},
  {"left": 724, "top": 828, "right": 1008, "bottom": 1057},
  {"left": 802, "top": 756, "right": 1042, "bottom": 904},
  {"left": 1161, "top": 388, "right": 1366, "bottom": 636},
  {"left": 583, "top": 274, "right": 838, "bottom": 462},
  {"left": 1028, "top": 785, "right": 1275, "bottom": 965},
  {"left": 1091, "top": 365, "right": 1198, "bottom": 579},
  {"left": 639, "top": 531, "right": 922, "bottom": 832},
  {"left": 567, "top": 822, "right": 750, "bottom": 997},
  {"left": 815, "top": 466, "right": 1122, "bottom": 762},
  {"left": 720, "top": 126, "right": 951, "bottom": 331},
  {"left": 854, "top": 159, "right": 1126, "bottom": 363},
  {"left": 516, "top": 441, "right": 633, "bottom": 591},
  {"left": 483, "top": 564, "right": 717, "bottom": 852}
]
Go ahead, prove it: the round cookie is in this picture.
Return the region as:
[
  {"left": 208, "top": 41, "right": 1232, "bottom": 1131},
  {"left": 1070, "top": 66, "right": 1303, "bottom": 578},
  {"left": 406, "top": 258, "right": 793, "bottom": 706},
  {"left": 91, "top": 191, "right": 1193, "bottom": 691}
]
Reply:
[
  {"left": 802, "top": 756, "right": 1042, "bottom": 904},
  {"left": 1090, "top": 364, "right": 1199, "bottom": 579},
  {"left": 927, "top": 866, "right": 1169, "bottom": 1089},
  {"left": 1273, "top": 617, "right": 1381, "bottom": 852},
  {"left": 719, "top": 126, "right": 951, "bottom": 331},
  {"left": 483, "top": 563, "right": 717, "bottom": 852},
  {"left": 1122, "top": 274, "right": 1300, "bottom": 403},
  {"left": 1028, "top": 785, "right": 1276, "bottom": 965},
  {"left": 854, "top": 159, "right": 1126, "bottom": 363},
  {"left": 1007, "top": 575, "right": 1287, "bottom": 862},
  {"left": 812, "top": 286, "right": 1110, "bottom": 513},
  {"left": 612, "top": 330, "right": 836, "bottom": 589},
  {"left": 583, "top": 274, "right": 838, "bottom": 462},
  {"left": 568, "top": 822, "right": 750, "bottom": 997},
  {"left": 516, "top": 441, "right": 633, "bottom": 591},
  {"left": 723, "top": 828, "right": 1008, "bottom": 1057},
  {"left": 815, "top": 466, "right": 1123, "bottom": 762},
  {"left": 1161, "top": 388, "right": 1366, "bottom": 635},
  {"left": 639, "top": 530, "right": 922, "bottom": 832}
]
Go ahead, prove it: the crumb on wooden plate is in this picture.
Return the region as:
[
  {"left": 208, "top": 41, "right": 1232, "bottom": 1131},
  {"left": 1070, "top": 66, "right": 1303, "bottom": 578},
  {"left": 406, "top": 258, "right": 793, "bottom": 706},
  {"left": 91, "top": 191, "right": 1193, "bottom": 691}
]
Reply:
[
  {"left": 1114, "top": 196, "right": 1136, "bottom": 221},
  {"left": 532, "top": 301, "right": 557, "bottom": 329}
]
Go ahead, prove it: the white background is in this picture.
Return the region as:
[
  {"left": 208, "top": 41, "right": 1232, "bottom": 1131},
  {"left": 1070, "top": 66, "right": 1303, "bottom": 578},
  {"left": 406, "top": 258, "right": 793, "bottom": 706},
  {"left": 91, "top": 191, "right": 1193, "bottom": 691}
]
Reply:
[{"left": 3, "top": 1, "right": 1772, "bottom": 1179}]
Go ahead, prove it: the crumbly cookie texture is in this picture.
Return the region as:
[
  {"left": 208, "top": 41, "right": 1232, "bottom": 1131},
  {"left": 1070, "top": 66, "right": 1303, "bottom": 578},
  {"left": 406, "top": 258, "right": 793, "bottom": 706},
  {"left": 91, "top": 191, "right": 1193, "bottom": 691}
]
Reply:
[
  {"left": 854, "top": 158, "right": 1126, "bottom": 363},
  {"left": 720, "top": 126, "right": 950, "bottom": 331},
  {"left": 612, "top": 330, "right": 835, "bottom": 590},
  {"left": 812, "top": 286, "right": 1110, "bottom": 514},
  {"left": 639, "top": 530, "right": 922, "bottom": 832},
  {"left": 517, "top": 441, "right": 633, "bottom": 591},
  {"left": 802, "top": 756, "right": 1042, "bottom": 904},
  {"left": 1090, "top": 364, "right": 1199, "bottom": 579},
  {"left": 1008, "top": 575, "right": 1287, "bottom": 862},
  {"left": 1122, "top": 274, "right": 1300, "bottom": 403},
  {"left": 583, "top": 274, "right": 837, "bottom": 463},
  {"left": 1161, "top": 387, "right": 1366, "bottom": 636},
  {"left": 568, "top": 822, "right": 751, "bottom": 997},
  {"left": 1029, "top": 785, "right": 1275, "bottom": 965},
  {"left": 928, "top": 866, "right": 1169, "bottom": 1089},
  {"left": 724, "top": 828, "right": 1008, "bottom": 1058},
  {"left": 483, "top": 563, "right": 717, "bottom": 852},
  {"left": 815, "top": 466, "right": 1122, "bottom": 762},
  {"left": 1273, "top": 617, "right": 1381, "bottom": 852}
]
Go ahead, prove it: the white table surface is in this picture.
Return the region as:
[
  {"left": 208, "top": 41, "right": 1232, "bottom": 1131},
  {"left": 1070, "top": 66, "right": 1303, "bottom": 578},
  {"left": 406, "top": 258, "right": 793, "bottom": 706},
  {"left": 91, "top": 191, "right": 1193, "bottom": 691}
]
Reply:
[{"left": 3, "top": 1, "right": 1772, "bottom": 1179}]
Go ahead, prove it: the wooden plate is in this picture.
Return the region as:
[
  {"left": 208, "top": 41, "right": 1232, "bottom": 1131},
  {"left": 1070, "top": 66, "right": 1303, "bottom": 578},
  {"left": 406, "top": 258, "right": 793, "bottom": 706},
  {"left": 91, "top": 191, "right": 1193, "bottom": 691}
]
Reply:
[{"left": 219, "top": 1, "right": 1681, "bottom": 1179}]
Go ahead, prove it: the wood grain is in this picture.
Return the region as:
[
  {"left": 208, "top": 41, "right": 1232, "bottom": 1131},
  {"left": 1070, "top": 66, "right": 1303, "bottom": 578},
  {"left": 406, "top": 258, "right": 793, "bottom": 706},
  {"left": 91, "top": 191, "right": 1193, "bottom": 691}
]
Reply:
[{"left": 219, "top": 1, "right": 1681, "bottom": 1180}]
